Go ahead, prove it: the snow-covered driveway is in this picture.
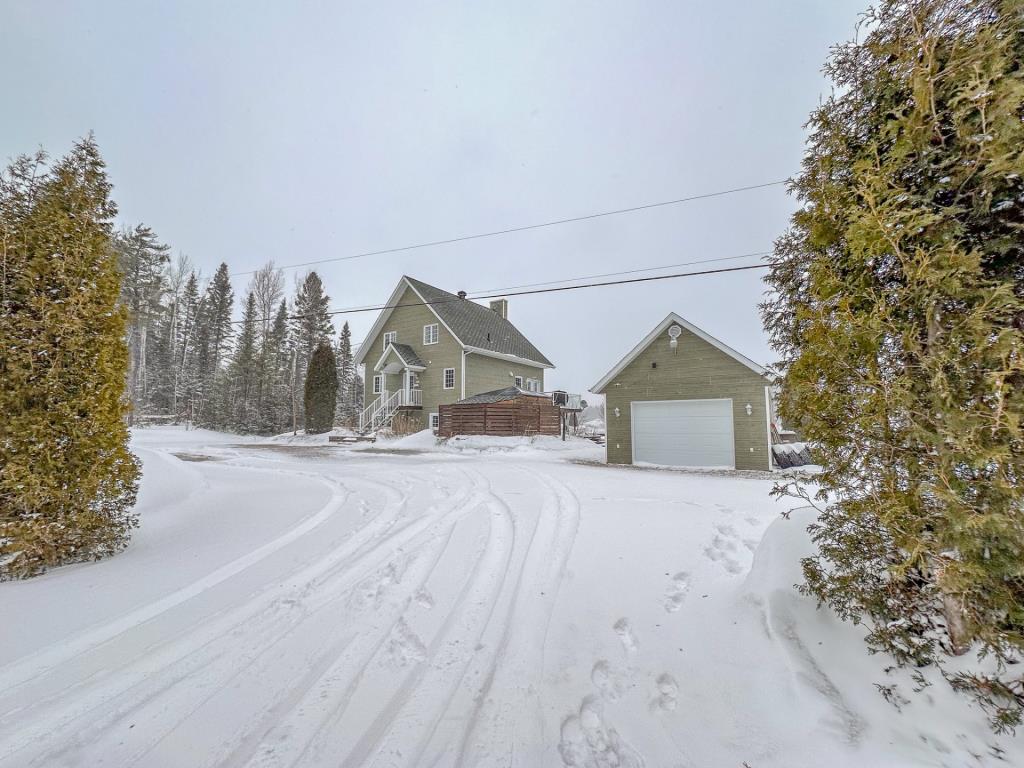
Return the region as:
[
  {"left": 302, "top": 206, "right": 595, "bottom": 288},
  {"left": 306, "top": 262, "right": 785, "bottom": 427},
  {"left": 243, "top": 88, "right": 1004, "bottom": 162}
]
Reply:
[{"left": 0, "top": 428, "right": 1014, "bottom": 768}]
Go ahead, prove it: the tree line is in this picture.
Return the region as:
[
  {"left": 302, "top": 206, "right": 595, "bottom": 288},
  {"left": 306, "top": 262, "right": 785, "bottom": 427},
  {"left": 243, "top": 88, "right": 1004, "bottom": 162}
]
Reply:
[{"left": 116, "top": 228, "right": 362, "bottom": 435}]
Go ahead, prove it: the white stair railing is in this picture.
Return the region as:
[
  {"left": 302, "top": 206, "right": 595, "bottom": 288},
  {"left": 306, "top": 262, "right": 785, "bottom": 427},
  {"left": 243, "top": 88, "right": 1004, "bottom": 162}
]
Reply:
[
  {"left": 358, "top": 391, "right": 385, "bottom": 433},
  {"left": 358, "top": 388, "right": 424, "bottom": 433}
]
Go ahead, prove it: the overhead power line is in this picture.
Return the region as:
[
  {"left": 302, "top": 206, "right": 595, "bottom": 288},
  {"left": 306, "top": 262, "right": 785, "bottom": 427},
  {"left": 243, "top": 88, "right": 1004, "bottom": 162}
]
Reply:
[
  {"left": 322, "top": 263, "right": 769, "bottom": 320},
  {"left": 229, "top": 179, "right": 786, "bottom": 277},
  {"left": 345, "top": 252, "right": 770, "bottom": 350},
  {"left": 466, "top": 250, "right": 771, "bottom": 296},
  {"left": 232, "top": 252, "right": 770, "bottom": 325}
]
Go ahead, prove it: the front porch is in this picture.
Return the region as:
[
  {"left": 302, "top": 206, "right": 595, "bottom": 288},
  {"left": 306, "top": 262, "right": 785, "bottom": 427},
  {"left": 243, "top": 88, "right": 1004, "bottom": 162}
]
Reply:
[{"left": 360, "top": 343, "right": 426, "bottom": 433}]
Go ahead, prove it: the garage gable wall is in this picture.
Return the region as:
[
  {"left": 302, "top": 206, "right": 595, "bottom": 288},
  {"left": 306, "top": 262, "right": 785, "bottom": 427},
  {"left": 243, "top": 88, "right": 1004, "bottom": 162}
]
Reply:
[{"left": 602, "top": 324, "right": 770, "bottom": 470}]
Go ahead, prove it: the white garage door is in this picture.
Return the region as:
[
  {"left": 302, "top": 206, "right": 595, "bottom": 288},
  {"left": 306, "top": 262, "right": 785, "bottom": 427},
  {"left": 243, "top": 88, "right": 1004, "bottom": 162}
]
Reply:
[{"left": 631, "top": 398, "right": 735, "bottom": 468}]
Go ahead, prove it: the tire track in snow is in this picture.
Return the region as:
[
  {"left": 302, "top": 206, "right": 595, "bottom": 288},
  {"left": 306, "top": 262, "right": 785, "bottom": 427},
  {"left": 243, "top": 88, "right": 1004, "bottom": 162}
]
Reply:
[
  {"left": 221, "top": 526, "right": 461, "bottom": 768},
  {"left": 218, "top": 468, "right": 498, "bottom": 768},
  {"left": 347, "top": 465, "right": 582, "bottom": 768},
  {"left": 0, "top": 467, "right": 350, "bottom": 698},
  {"left": 0, "top": 466, "right": 477, "bottom": 767},
  {"left": 341, "top": 469, "right": 518, "bottom": 768},
  {"left": 115, "top": 532, "right": 455, "bottom": 768},
  {"left": 64, "top": 467, "right": 487, "bottom": 768},
  {"left": 451, "top": 468, "right": 582, "bottom": 768}
]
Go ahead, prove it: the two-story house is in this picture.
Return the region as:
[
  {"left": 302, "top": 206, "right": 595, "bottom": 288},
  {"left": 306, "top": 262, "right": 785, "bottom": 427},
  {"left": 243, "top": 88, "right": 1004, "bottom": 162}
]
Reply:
[{"left": 355, "top": 276, "right": 554, "bottom": 432}]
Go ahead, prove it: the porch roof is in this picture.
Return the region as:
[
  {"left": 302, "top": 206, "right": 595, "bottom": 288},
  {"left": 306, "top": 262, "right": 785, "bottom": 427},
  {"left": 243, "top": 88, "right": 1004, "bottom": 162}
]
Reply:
[{"left": 374, "top": 342, "right": 426, "bottom": 373}]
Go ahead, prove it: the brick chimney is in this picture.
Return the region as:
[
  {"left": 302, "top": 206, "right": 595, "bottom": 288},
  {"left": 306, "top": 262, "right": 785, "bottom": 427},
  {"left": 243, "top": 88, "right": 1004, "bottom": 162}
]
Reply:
[{"left": 489, "top": 298, "right": 508, "bottom": 319}]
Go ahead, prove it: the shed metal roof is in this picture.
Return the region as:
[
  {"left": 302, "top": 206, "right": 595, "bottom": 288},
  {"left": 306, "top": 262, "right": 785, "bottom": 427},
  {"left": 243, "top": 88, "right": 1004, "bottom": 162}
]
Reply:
[{"left": 454, "top": 386, "right": 549, "bottom": 405}]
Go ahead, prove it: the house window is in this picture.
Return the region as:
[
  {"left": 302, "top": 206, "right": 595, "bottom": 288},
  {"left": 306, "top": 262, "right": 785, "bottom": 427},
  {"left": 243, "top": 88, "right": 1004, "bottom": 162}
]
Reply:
[
  {"left": 443, "top": 368, "right": 455, "bottom": 389},
  {"left": 423, "top": 323, "right": 439, "bottom": 345},
  {"left": 526, "top": 378, "right": 540, "bottom": 393},
  {"left": 383, "top": 331, "right": 397, "bottom": 350},
  {"left": 372, "top": 374, "right": 383, "bottom": 394},
  {"left": 430, "top": 413, "right": 440, "bottom": 431},
  {"left": 514, "top": 375, "right": 523, "bottom": 388}
]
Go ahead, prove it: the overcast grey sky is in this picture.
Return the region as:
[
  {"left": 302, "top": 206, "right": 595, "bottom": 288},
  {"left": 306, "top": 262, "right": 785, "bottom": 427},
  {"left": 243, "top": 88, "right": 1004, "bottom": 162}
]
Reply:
[{"left": 2, "top": 1, "right": 868, "bottom": 396}]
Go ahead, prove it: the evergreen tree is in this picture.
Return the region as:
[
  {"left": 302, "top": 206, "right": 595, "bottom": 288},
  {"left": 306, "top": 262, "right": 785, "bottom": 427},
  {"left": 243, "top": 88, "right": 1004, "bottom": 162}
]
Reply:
[
  {"left": 290, "top": 271, "right": 333, "bottom": 386},
  {"left": 174, "top": 271, "right": 201, "bottom": 418},
  {"left": 762, "top": 0, "right": 1024, "bottom": 730},
  {"left": 335, "top": 321, "right": 358, "bottom": 426},
  {"left": 304, "top": 341, "right": 338, "bottom": 434},
  {"left": 194, "top": 263, "right": 233, "bottom": 425},
  {"left": 250, "top": 263, "right": 285, "bottom": 429},
  {"left": 0, "top": 137, "right": 140, "bottom": 579},
  {"left": 146, "top": 254, "right": 192, "bottom": 416},
  {"left": 259, "top": 299, "right": 292, "bottom": 433},
  {"left": 113, "top": 223, "right": 170, "bottom": 417},
  {"left": 225, "top": 292, "right": 259, "bottom": 432}
]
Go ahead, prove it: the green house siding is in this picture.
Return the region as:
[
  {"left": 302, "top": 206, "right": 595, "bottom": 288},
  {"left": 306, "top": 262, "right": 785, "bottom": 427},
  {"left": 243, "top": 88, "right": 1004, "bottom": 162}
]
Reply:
[
  {"left": 362, "top": 286, "right": 464, "bottom": 430},
  {"left": 603, "top": 325, "right": 770, "bottom": 471},
  {"left": 463, "top": 353, "right": 545, "bottom": 398}
]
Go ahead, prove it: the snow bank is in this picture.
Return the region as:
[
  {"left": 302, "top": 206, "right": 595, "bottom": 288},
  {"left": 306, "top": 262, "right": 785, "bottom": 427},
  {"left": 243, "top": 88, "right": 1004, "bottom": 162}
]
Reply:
[
  {"left": 744, "top": 507, "right": 1022, "bottom": 765},
  {"left": 363, "top": 430, "right": 604, "bottom": 462},
  {"left": 377, "top": 429, "right": 443, "bottom": 450},
  {"left": 265, "top": 428, "right": 358, "bottom": 445}
]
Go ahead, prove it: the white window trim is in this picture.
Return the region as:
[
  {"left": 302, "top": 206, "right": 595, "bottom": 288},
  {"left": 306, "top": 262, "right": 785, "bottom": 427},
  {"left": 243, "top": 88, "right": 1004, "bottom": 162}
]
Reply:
[
  {"left": 514, "top": 375, "right": 524, "bottom": 388},
  {"left": 372, "top": 374, "right": 383, "bottom": 394},
  {"left": 423, "top": 323, "right": 439, "bottom": 345},
  {"left": 443, "top": 368, "right": 455, "bottom": 390},
  {"left": 383, "top": 331, "right": 397, "bottom": 350},
  {"left": 430, "top": 413, "right": 440, "bottom": 431}
]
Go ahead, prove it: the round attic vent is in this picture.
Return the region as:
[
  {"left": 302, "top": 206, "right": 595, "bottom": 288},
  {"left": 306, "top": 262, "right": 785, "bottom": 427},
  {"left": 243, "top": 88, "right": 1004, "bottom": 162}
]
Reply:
[{"left": 668, "top": 325, "right": 682, "bottom": 339}]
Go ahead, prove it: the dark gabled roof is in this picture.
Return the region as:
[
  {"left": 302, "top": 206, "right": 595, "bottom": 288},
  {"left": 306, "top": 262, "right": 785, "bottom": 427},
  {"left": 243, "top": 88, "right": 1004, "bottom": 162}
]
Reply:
[
  {"left": 404, "top": 276, "right": 553, "bottom": 367},
  {"left": 389, "top": 342, "right": 425, "bottom": 368},
  {"left": 455, "top": 386, "right": 549, "bottom": 405}
]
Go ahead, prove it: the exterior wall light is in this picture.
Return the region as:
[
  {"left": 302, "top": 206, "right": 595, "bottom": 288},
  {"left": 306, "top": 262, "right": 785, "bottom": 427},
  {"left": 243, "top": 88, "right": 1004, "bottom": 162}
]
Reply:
[
  {"left": 614, "top": 407, "right": 621, "bottom": 418},
  {"left": 745, "top": 403, "right": 753, "bottom": 416},
  {"left": 668, "top": 324, "right": 681, "bottom": 352}
]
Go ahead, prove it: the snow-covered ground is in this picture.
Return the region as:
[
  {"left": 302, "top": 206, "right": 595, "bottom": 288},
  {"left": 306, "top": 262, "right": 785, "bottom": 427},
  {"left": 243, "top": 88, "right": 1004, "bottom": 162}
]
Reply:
[{"left": 0, "top": 427, "right": 1017, "bottom": 767}]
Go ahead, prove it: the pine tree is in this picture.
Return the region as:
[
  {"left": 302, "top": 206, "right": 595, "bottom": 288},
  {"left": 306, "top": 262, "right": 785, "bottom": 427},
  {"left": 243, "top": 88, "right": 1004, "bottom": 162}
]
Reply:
[
  {"left": 259, "top": 299, "right": 292, "bottom": 433},
  {"left": 113, "top": 223, "right": 170, "bottom": 417},
  {"left": 250, "top": 262, "right": 285, "bottom": 429},
  {"left": 194, "top": 263, "right": 233, "bottom": 425},
  {"left": 762, "top": 0, "right": 1024, "bottom": 730},
  {"left": 226, "top": 292, "right": 259, "bottom": 432},
  {"left": 290, "top": 271, "right": 333, "bottom": 386},
  {"left": 145, "top": 254, "right": 192, "bottom": 416},
  {"left": 304, "top": 341, "right": 338, "bottom": 434},
  {"left": 0, "top": 137, "right": 140, "bottom": 579},
  {"left": 174, "top": 271, "right": 201, "bottom": 418},
  {"left": 335, "top": 321, "right": 358, "bottom": 427}
]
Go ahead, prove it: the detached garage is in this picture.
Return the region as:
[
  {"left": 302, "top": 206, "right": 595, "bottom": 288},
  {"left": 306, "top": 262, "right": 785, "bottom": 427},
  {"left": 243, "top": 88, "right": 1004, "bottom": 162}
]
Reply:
[{"left": 591, "top": 313, "right": 773, "bottom": 471}]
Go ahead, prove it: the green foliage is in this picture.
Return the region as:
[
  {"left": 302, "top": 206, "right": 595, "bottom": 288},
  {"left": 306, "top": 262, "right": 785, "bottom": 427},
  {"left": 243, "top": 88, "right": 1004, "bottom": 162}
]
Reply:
[
  {"left": 763, "top": 0, "right": 1024, "bottom": 729},
  {"left": 224, "top": 292, "right": 259, "bottom": 432},
  {"left": 291, "top": 271, "right": 333, "bottom": 377},
  {"left": 335, "top": 321, "right": 359, "bottom": 427},
  {"left": 113, "top": 223, "right": 170, "bottom": 413},
  {"left": 0, "top": 137, "right": 140, "bottom": 579},
  {"left": 193, "top": 263, "right": 234, "bottom": 425},
  {"left": 304, "top": 341, "right": 338, "bottom": 434}
]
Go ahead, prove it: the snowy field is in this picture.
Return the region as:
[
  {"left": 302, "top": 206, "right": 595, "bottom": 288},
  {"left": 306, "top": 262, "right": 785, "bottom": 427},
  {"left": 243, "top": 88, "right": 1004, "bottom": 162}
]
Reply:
[{"left": 0, "top": 427, "right": 1018, "bottom": 768}]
